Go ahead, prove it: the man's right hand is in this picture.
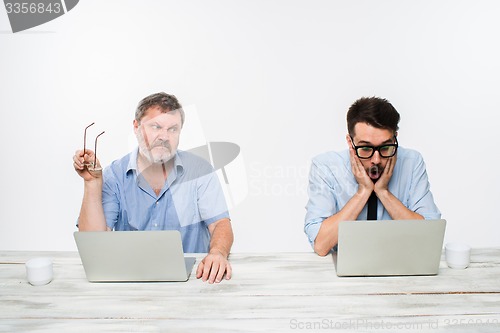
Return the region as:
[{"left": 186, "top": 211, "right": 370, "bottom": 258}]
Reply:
[
  {"left": 73, "top": 149, "right": 103, "bottom": 181},
  {"left": 346, "top": 135, "right": 374, "bottom": 195}
]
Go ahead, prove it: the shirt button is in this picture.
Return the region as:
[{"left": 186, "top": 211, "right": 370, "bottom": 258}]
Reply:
[{"left": 154, "top": 223, "right": 158, "bottom": 227}]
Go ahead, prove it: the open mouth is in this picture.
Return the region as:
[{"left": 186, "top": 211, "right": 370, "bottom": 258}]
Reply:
[{"left": 369, "top": 165, "right": 380, "bottom": 179}]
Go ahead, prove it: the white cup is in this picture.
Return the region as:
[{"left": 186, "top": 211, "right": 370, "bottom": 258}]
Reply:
[
  {"left": 445, "top": 243, "right": 471, "bottom": 269},
  {"left": 25, "top": 258, "right": 53, "bottom": 286}
]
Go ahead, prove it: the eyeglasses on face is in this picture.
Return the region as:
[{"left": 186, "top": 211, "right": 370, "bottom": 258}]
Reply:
[
  {"left": 350, "top": 136, "right": 398, "bottom": 159},
  {"left": 83, "top": 122, "right": 105, "bottom": 171}
]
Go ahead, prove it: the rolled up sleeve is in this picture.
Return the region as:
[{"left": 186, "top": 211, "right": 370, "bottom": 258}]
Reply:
[
  {"left": 304, "top": 160, "right": 338, "bottom": 247},
  {"left": 408, "top": 155, "right": 441, "bottom": 220}
]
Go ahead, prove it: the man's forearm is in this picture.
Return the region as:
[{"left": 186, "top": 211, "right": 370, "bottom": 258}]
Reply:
[
  {"left": 209, "top": 218, "right": 233, "bottom": 258},
  {"left": 314, "top": 189, "right": 372, "bottom": 256},
  {"left": 78, "top": 180, "right": 107, "bottom": 231},
  {"left": 376, "top": 189, "right": 424, "bottom": 220}
]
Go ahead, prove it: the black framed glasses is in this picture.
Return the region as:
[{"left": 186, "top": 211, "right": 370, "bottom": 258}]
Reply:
[
  {"left": 83, "top": 122, "right": 105, "bottom": 171},
  {"left": 351, "top": 136, "right": 398, "bottom": 159}
]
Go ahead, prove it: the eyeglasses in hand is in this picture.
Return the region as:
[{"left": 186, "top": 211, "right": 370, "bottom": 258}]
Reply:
[{"left": 83, "top": 122, "right": 105, "bottom": 171}]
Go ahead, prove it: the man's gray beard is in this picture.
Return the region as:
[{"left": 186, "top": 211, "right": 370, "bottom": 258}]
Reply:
[
  {"left": 155, "top": 153, "right": 174, "bottom": 164},
  {"left": 139, "top": 147, "right": 175, "bottom": 164},
  {"left": 153, "top": 151, "right": 175, "bottom": 164}
]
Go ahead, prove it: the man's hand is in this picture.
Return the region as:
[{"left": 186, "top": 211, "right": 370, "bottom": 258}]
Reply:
[
  {"left": 346, "top": 135, "right": 374, "bottom": 194},
  {"left": 374, "top": 154, "right": 396, "bottom": 194},
  {"left": 73, "top": 149, "right": 103, "bottom": 181},
  {"left": 196, "top": 250, "right": 232, "bottom": 284}
]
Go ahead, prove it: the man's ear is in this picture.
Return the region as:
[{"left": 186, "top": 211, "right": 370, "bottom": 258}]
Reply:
[
  {"left": 133, "top": 119, "right": 139, "bottom": 135},
  {"left": 346, "top": 134, "right": 354, "bottom": 145}
]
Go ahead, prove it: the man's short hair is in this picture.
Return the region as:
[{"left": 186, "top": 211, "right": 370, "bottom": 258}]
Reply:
[
  {"left": 346, "top": 97, "right": 400, "bottom": 136},
  {"left": 135, "top": 92, "right": 185, "bottom": 126}
]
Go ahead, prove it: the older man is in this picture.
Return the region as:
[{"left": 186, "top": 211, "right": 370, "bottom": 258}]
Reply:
[{"left": 73, "top": 92, "right": 233, "bottom": 283}]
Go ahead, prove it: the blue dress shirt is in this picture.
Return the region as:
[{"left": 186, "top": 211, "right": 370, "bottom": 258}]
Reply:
[
  {"left": 102, "top": 149, "right": 229, "bottom": 253},
  {"left": 304, "top": 147, "right": 441, "bottom": 247}
]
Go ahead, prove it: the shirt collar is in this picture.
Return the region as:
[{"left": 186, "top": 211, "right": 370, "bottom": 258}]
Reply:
[{"left": 126, "top": 148, "right": 139, "bottom": 173}]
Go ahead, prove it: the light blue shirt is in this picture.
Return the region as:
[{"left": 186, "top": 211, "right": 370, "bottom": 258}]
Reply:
[
  {"left": 304, "top": 147, "right": 441, "bottom": 248},
  {"left": 102, "top": 149, "right": 229, "bottom": 253}
]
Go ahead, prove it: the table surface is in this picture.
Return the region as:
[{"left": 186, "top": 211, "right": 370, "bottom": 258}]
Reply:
[{"left": 1, "top": 249, "right": 500, "bottom": 332}]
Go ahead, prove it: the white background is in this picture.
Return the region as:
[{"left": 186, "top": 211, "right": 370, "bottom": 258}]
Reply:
[{"left": 0, "top": 0, "right": 499, "bottom": 252}]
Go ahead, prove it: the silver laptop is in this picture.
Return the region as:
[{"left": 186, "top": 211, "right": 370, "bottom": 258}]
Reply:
[
  {"left": 334, "top": 219, "right": 446, "bottom": 277},
  {"left": 74, "top": 230, "right": 196, "bottom": 282}
]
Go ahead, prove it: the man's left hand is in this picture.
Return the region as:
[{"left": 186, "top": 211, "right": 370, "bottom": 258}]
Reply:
[
  {"left": 196, "top": 250, "right": 232, "bottom": 284},
  {"left": 374, "top": 154, "right": 396, "bottom": 194}
]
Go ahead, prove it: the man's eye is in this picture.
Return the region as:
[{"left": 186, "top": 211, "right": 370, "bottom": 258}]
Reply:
[
  {"left": 168, "top": 127, "right": 178, "bottom": 133},
  {"left": 360, "top": 147, "right": 372, "bottom": 152}
]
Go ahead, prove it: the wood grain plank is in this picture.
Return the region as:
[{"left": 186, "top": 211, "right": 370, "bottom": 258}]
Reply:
[{"left": 1, "top": 250, "right": 499, "bottom": 332}]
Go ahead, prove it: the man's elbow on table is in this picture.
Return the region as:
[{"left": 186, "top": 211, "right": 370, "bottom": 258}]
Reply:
[{"left": 314, "top": 240, "right": 333, "bottom": 257}]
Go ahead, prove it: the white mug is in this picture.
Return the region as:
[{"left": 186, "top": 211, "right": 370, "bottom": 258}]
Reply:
[
  {"left": 445, "top": 243, "right": 471, "bottom": 269},
  {"left": 25, "top": 257, "right": 53, "bottom": 286}
]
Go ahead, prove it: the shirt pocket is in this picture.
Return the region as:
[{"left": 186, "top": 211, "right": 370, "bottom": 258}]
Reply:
[{"left": 171, "top": 181, "right": 200, "bottom": 228}]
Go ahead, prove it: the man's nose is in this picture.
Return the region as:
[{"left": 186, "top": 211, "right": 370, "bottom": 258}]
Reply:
[{"left": 371, "top": 150, "right": 381, "bottom": 164}]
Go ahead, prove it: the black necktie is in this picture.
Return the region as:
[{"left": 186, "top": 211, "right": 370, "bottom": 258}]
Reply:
[{"left": 367, "top": 192, "right": 377, "bottom": 220}]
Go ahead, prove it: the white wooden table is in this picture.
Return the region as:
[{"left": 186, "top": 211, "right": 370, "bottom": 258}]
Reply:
[{"left": 1, "top": 249, "right": 500, "bottom": 332}]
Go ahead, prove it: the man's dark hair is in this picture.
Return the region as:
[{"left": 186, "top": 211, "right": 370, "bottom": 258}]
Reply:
[
  {"left": 135, "top": 92, "right": 184, "bottom": 126},
  {"left": 346, "top": 97, "right": 400, "bottom": 136}
]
